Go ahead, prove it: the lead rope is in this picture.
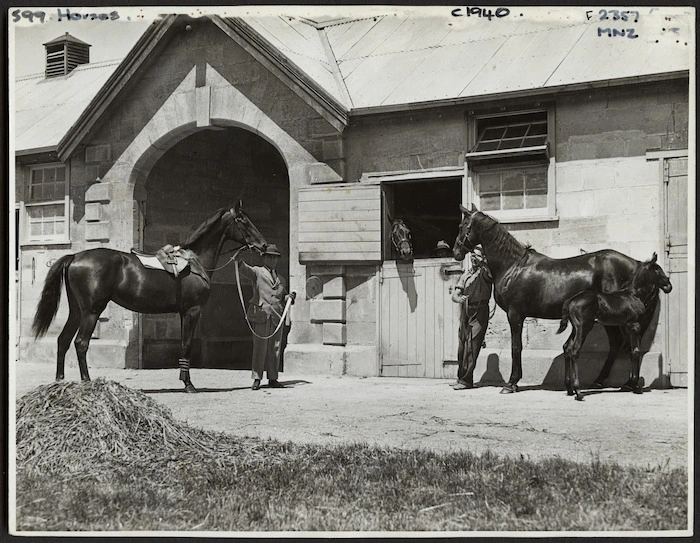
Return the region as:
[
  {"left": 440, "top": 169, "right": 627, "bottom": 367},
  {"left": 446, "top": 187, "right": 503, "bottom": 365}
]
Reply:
[{"left": 234, "top": 259, "right": 293, "bottom": 340}]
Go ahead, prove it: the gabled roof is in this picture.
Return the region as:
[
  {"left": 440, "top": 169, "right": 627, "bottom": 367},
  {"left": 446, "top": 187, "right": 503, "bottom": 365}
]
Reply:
[
  {"left": 15, "top": 59, "right": 119, "bottom": 154},
  {"left": 14, "top": 7, "right": 692, "bottom": 156}
]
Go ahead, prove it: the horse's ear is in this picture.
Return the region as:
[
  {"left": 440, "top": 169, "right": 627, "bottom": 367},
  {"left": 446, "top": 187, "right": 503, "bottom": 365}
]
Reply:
[
  {"left": 459, "top": 204, "right": 470, "bottom": 215},
  {"left": 234, "top": 200, "right": 242, "bottom": 213},
  {"left": 470, "top": 203, "right": 478, "bottom": 212},
  {"left": 650, "top": 252, "right": 657, "bottom": 264}
]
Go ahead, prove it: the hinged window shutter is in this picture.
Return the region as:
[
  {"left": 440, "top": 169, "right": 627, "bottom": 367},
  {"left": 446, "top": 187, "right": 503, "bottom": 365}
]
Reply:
[{"left": 298, "top": 183, "right": 381, "bottom": 263}]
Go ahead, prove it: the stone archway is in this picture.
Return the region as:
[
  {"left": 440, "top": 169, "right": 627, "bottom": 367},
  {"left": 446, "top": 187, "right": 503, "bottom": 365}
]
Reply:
[
  {"left": 141, "top": 127, "right": 289, "bottom": 368},
  {"left": 90, "top": 63, "right": 341, "bottom": 368}
]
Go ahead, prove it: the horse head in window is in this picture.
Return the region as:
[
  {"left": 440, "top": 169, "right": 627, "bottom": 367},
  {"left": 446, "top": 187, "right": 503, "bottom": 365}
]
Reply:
[{"left": 390, "top": 219, "right": 413, "bottom": 261}]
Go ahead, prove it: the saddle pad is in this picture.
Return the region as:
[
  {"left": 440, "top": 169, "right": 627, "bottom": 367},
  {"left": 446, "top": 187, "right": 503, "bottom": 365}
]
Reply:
[{"left": 131, "top": 249, "right": 189, "bottom": 276}]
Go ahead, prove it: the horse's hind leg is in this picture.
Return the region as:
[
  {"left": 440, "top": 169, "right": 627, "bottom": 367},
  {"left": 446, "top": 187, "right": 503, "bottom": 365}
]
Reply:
[
  {"left": 56, "top": 307, "right": 80, "bottom": 381},
  {"left": 563, "top": 330, "right": 576, "bottom": 396},
  {"left": 73, "top": 310, "right": 104, "bottom": 382},
  {"left": 594, "top": 326, "right": 625, "bottom": 388},
  {"left": 622, "top": 324, "right": 643, "bottom": 394},
  {"left": 570, "top": 317, "right": 593, "bottom": 401}
]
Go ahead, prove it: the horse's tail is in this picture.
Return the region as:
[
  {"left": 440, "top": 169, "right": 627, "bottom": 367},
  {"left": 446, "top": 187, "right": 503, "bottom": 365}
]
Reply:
[
  {"left": 32, "top": 255, "right": 74, "bottom": 339},
  {"left": 556, "top": 300, "right": 571, "bottom": 335}
]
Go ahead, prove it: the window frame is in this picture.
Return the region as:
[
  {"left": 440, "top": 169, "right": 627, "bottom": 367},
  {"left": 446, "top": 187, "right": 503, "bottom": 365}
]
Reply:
[
  {"left": 21, "top": 162, "right": 71, "bottom": 245},
  {"left": 465, "top": 105, "right": 558, "bottom": 223}
]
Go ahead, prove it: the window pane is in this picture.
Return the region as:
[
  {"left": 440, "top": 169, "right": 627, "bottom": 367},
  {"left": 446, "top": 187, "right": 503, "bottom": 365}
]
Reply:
[
  {"left": 43, "top": 220, "right": 56, "bottom": 236},
  {"left": 30, "top": 184, "right": 43, "bottom": 200},
  {"left": 30, "top": 222, "right": 42, "bottom": 236},
  {"left": 503, "top": 192, "right": 524, "bottom": 210},
  {"left": 504, "top": 124, "right": 528, "bottom": 138},
  {"left": 525, "top": 170, "right": 547, "bottom": 191},
  {"left": 526, "top": 191, "right": 547, "bottom": 209},
  {"left": 479, "top": 173, "right": 501, "bottom": 193},
  {"left": 529, "top": 122, "right": 547, "bottom": 135},
  {"left": 480, "top": 193, "right": 500, "bottom": 211},
  {"left": 480, "top": 126, "right": 507, "bottom": 141},
  {"left": 502, "top": 172, "right": 524, "bottom": 193},
  {"left": 55, "top": 167, "right": 66, "bottom": 182},
  {"left": 55, "top": 220, "right": 65, "bottom": 235},
  {"left": 475, "top": 140, "right": 500, "bottom": 152},
  {"left": 44, "top": 168, "right": 56, "bottom": 184},
  {"left": 523, "top": 135, "right": 547, "bottom": 147},
  {"left": 45, "top": 182, "right": 63, "bottom": 200}
]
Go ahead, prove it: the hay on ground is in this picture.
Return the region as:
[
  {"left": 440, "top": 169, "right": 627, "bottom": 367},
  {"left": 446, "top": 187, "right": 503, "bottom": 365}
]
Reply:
[{"left": 16, "top": 378, "right": 243, "bottom": 475}]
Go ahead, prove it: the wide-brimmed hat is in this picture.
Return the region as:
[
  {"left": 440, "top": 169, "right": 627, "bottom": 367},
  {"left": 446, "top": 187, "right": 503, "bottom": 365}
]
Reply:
[
  {"left": 434, "top": 240, "right": 451, "bottom": 251},
  {"left": 262, "top": 244, "right": 281, "bottom": 257}
]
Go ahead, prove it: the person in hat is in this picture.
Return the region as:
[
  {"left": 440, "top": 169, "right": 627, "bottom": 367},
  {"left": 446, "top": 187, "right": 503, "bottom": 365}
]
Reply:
[
  {"left": 433, "top": 240, "right": 453, "bottom": 258},
  {"left": 235, "top": 244, "right": 296, "bottom": 390},
  {"left": 450, "top": 244, "right": 493, "bottom": 390}
]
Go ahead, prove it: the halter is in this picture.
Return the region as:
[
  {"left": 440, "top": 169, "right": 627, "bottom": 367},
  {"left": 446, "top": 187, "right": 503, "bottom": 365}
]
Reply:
[{"left": 391, "top": 220, "right": 413, "bottom": 257}]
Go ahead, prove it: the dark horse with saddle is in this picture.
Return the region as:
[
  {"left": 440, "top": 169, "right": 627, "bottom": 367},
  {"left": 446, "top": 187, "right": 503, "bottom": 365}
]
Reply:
[
  {"left": 32, "top": 202, "right": 268, "bottom": 393},
  {"left": 453, "top": 204, "right": 672, "bottom": 396}
]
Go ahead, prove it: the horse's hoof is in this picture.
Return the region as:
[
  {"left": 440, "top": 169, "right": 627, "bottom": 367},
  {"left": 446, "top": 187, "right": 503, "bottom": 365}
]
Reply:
[
  {"left": 619, "top": 384, "right": 633, "bottom": 393},
  {"left": 184, "top": 384, "right": 197, "bottom": 393},
  {"left": 55, "top": 376, "right": 64, "bottom": 382},
  {"left": 566, "top": 390, "right": 575, "bottom": 396},
  {"left": 575, "top": 394, "right": 584, "bottom": 401},
  {"left": 633, "top": 387, "right": 643, "bottom": 395},
  {"left": 500, "top": 385, "right": 517, "bottom": 394},
  {"left": 591, "top": 382, "right": 604, "bottom": 389}
]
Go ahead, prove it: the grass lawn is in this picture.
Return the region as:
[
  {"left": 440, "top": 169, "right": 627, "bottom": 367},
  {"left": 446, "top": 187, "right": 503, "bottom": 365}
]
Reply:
[{"left": 14, "top": 380, "right": 688, "bottom": 533}]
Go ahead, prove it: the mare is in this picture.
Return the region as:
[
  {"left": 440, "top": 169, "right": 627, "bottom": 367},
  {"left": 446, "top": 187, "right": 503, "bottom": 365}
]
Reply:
[
  {"left": 390, "top": 219, "right": 413, "bottom": 261},
  {"left": 453, "top": 204, "right": 658, "bottom": 394},
  {"left": 31, "top": 202, "right": 267, "bottom": 393},
  {"left": 557, "top": 253, "right": 672, "bottom": 400}
]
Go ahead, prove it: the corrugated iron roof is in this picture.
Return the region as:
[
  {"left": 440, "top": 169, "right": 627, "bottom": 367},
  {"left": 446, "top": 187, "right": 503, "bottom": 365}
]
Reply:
[
  {"left": 325, "top": 8, "right": 692, "bottom": 108},
  {"left": 14, "top": 7, "right": 691, "bottom": 153},
  {"left": 15, "top": 60, "right": 119, "bottom": 153}
]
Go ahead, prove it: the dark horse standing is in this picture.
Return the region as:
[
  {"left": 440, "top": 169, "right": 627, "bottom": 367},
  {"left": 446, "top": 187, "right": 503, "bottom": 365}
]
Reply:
[
  {"left": 453, "top": 204, "right": 659, "bottom": 394},
  {"left": 32, "top": 202, "right": 267, "bottom": 392}
]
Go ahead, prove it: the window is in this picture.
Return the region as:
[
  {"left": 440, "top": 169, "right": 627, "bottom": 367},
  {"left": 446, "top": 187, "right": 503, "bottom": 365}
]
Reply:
[
  {"left": 466, "top": 108, "right": 556, "bottom": 222},
  {"left": 23, "top": 163, "right": 69, "bottom": 243}
]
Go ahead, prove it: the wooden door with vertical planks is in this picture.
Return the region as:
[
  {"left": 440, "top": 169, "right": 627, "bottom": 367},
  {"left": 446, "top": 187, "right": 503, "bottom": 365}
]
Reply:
[{"left": 380, "top": 259, "right": 463, "bottom": 377}]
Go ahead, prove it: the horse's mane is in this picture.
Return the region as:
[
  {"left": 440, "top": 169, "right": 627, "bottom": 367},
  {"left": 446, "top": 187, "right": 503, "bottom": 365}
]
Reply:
[
  {"left": 473, "top": 212, "right": 529, "bottom": 262},
  {"left": 181, "top": 208, "right": 229, "bottom": 248}
]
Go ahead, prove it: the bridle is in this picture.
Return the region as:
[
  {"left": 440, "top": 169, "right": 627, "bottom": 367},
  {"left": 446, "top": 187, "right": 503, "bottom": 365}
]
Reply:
[
  {"left": 391, "top": 220, "right": 413, "bottom": 258},
  {"left": 201, "top": 207, "right": 265, "bottom": 272},
  {"left": 454, "top": 214, "right": 475, "bottom": 253}
]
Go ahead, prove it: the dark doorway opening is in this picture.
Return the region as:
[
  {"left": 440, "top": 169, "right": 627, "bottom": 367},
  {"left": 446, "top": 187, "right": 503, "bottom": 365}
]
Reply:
[
  {"left": 382, "top": 178, "right": 461, "bottom": 260},
  {"left": 141, "top": 127, "right": 289, "bottom": 369}
]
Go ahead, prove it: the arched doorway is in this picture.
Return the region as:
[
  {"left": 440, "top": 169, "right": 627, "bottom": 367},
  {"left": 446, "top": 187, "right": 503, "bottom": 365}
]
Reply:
[{"left": 140, "top": 126, "right": 289, "bottom": 369}]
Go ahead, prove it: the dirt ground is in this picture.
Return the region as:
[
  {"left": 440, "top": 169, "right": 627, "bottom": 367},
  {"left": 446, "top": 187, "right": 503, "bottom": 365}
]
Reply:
[{"left": 13, "top": 362, "right": 690, "bottom": 470}]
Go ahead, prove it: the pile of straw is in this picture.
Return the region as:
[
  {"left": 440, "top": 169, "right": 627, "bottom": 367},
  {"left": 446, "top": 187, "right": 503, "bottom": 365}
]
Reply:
[{"left": 16, "top": 378, "right": 239, "bottom": 475}]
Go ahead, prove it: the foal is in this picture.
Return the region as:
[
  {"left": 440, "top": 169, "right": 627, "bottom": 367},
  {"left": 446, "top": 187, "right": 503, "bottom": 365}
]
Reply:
[{"left": 556, "top": 253, "right": 672, "bottom": 400}]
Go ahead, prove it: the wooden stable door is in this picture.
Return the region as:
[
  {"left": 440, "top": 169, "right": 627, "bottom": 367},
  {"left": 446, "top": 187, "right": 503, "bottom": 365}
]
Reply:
[
  {"left": 664, "top": 157, "right": 689, "bottom": 387},
  {"left": 380, "top": 259, "right": 464, "bottom": 377}
]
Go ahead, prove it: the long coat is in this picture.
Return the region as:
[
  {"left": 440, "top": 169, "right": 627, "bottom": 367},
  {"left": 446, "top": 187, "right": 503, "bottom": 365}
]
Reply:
[{"left": 238, "top": 262, "right": 289, "bottom": 379}]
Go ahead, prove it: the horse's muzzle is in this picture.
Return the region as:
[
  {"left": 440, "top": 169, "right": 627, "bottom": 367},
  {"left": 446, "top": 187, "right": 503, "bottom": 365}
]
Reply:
[{"left": 661, "top": 283, "right": 673, "bottom": 293}]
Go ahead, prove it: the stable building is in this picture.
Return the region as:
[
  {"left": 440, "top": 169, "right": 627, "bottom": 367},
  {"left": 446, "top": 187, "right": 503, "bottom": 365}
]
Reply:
[{"left": 15, "top": 11, "right": 691, "bottom": 387}]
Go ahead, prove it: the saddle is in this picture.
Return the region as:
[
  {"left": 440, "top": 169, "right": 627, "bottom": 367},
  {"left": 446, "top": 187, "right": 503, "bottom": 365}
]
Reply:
[{"left": 131, "top": 244, "right": 190, "bottom": 277}]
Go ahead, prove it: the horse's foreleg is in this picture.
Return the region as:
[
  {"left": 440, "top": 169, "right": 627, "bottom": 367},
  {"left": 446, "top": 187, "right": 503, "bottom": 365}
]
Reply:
[
  {"left": 74, "top": 311, "right": 102, "bottom": 381},
  {"left": 570, "top": 318, "right": 593, "bottom": 401},
  {"left": 179, "top": 306, "right": 201, "bottom": 393},
  {"left": 501, "top": 313, "right": 523, "bottom": 394},
  {"left": 594, "top": 326, "right": 625, "bottom": 388}
]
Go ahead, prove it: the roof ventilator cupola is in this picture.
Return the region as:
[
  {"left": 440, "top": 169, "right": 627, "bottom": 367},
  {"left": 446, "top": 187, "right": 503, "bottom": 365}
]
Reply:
[{"left": 43, "top": 32, "right": 91, "bottom": 78}]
